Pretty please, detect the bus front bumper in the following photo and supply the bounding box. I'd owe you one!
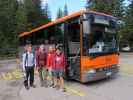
[81,65,119,83]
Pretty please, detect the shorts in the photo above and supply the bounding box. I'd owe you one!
[54,69,64,77]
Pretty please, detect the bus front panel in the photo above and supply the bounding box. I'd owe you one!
[80,12,119,83]
[80,54,119,83]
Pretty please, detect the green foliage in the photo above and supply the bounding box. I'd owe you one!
[24,0,51,29]
[0,0,51,57]
[112,0,124,18]
[87,0,124,18]
[56,8,63,19]
[15,2,27,33]
[63,4,68,16]
[42,2,51,23]
[86,0,133,46]
[120,1,133,46]
[0,0,18,55]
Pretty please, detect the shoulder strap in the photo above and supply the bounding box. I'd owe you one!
[32,51,35,61]
[25,53,28,67]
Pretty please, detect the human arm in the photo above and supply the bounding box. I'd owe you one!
[22,53,26,72]
[63,54,66,72]
[46,54,50,69]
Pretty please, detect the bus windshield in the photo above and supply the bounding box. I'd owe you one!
[83,14,118,56]
[89,25,117,54]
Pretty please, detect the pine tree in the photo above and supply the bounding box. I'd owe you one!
[33,0,51,25]
[0,0,52,56]
[86,0,93,9]
[63,4,68,16]
[121,1,133,46]
[87,0,124,17]
[89,0,110,13]
[24,0,36,29]
[42,2,51,23]
[112,0,124,18]
[0,0,18,54]
[24,0,51,29]
[86,0,127,48]
[56,8,63,19]
[15,2,27,34]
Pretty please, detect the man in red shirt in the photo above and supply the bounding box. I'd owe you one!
[36,45,47,87]
[53,47,66,91]
[46,46,55,87]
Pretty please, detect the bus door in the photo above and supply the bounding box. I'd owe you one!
[66,19,81,80]
[68,42,80,80]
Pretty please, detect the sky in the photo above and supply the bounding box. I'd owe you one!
[41,0,86,20]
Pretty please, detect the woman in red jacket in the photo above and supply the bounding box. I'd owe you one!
[54,47,66,91]
[46,46,55,87]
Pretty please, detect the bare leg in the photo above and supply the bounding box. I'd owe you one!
[59,76,64,89]
[53,77,57,87]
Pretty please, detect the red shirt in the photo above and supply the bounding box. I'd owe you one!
[36,50,47,67]
[53,53,66,70]
[46,52,55,69]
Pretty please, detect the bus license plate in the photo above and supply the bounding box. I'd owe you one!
[106,72,112,76]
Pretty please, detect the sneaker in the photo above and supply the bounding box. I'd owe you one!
[43,83,48,88]
[43,81,48,88]
[30,84,36,88]
[63,88,66,92]
[41,83,44,87]
[52,85,57,88]
[56,85,60,90]
[60,88,66,92]
[40,81,45,87]
[49,83,54,87]
[44,84,48,88]
[25,86,30,90]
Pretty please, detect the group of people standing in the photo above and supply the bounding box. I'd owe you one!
[22,44,66,92]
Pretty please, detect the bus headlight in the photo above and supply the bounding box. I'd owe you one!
[88,69,96,74]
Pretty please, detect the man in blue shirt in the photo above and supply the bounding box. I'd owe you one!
[22,44,36,90]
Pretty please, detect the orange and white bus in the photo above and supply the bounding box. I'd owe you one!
[19,10,119,83]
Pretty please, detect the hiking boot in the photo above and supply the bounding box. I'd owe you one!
[40,81,44,87]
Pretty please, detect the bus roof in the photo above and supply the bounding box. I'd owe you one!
[19,10,115,38]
